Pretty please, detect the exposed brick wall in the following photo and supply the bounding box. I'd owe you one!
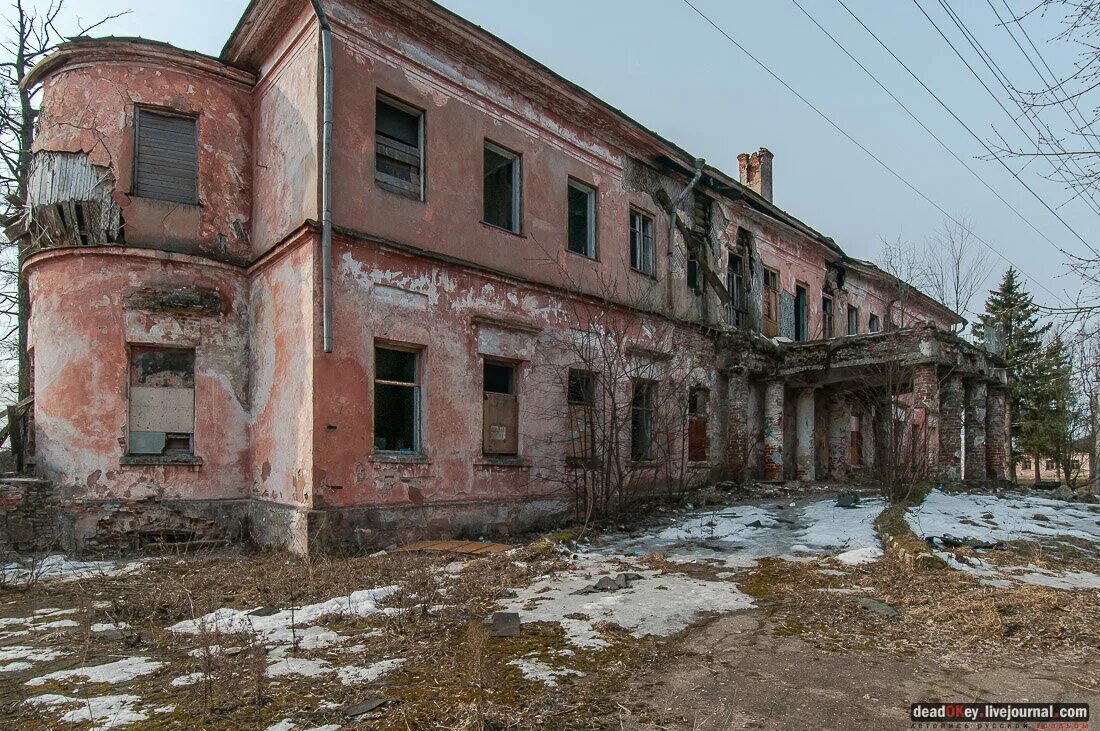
[762,380,784,481]
[986,386,1008,481]
[964,380,988,481]
[0,478,59,552]
[938,375,963,480]
[725,370,751,479]
[911,363,940,475]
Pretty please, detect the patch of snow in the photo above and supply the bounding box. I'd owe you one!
[169,672,204,687]
[335,657,405,685]
[1,555,144,586]
[835,547,884,565]
[264,719,297,731]
[26,656,164,686]
[266,655,332,678]
[91,622,130,633]
[507,656,583,687]
[169,586,400,648]
[503,555,754,648]
[0,661,32,672]
[25,693,154,729]
[0,646,63,663]
[33,619,80,630]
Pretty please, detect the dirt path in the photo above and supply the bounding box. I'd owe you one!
[618,611,1100,730]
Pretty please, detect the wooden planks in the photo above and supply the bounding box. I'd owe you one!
[393,540,512,555]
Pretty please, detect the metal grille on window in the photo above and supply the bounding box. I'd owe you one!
[375,96,423,199]
[133,109,198,204]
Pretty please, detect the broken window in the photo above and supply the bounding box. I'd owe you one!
[128,346,195,456]
[483,360,518,456]
[567,179,596,258]
[567,369,596,460]
[850,413,863,466]
[630,379,656,462]
[822,295,834,339]
[726,254,747,328]
[629,209,654,275]
[375,94,424,200]
[687,387,709,462]
[133,108,198,204]
[686,257,701,294]
[868,314,880,333]
[483,141,521,233]
[762,268,779,337]
[794,285,808,341]
[374,345,420,452]
[847,305,859,335]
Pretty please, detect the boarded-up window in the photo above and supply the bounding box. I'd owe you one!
[129,346,195,455]
[483,360,517,456]
[687,387,708,463]
[374,346,420,452]
[762,268,779,337]
[631,379,656,462]
[567,369,596,460]
[375,95,423,199]
[133,108,198,204]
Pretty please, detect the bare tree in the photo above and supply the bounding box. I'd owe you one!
[0,1,124,401]
[916,217,992,330]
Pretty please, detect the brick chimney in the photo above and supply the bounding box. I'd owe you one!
[738,148,773,202]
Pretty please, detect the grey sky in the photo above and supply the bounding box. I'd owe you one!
[29,0,1098,316]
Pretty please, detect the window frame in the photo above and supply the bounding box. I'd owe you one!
[373,343,423,454]
[822,294,834,339]
[868,314,881,333]
[131,106,200,205]
[687,386,709,463]
[124,343,199,463]
[482,140,522,234]
[566,177,597,259]
[630,378,657,462]
[374,92,425,201]
[482,358,519,456]
[567,368,597,461]
[762,267,780,336]
[629,208,655,276]
[847,304,859,335]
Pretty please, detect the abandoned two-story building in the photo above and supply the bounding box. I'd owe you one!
[12,0,1008,552]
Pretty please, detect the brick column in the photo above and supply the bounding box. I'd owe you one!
[986,386,1008,481]
[938,375,963,480]
[795,387,816,481]
[912,363,940,476]
[964,380,988,482]
[762,380,785,481]
[827,390,851,479]
[726,369,750,479]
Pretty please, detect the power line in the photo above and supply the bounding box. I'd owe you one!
[837,0,1100,257]
[678,0,1076,310]
[934,0,1100,216]
[790,0,1083,274]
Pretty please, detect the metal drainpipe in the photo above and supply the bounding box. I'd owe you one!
[667,158,706,309]
[312,0,335,353]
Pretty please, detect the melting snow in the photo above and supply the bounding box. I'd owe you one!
[913,491,1100,589]
[26,657,164,686]
[24,693,157,729]
[508,656,584,687]
[1,555,143,586]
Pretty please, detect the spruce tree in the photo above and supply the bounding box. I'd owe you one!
[973,268,1050,482]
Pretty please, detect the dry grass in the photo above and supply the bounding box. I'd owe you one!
[740,554,1100,663]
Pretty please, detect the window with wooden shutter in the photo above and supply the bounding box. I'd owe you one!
[375,94,424,200]
[687,387,709,462]
[483,360,518,456]
[762,268,779,337]
[128,346,195,456]
[133,108,199,204]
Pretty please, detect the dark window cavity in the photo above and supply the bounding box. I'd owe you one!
[374,346,420,452]
[484,142,520,233]
[794,285,808,341]
[847,305,859,335]
[687,387,709,462]
[629,209,654,275]
[630,379,656,461]
[375,94,424,199]
[567,369,596,460]
[567,179,596,257]
[133,108,198,204]
[868,314,880,333]
[822,296,834,338]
